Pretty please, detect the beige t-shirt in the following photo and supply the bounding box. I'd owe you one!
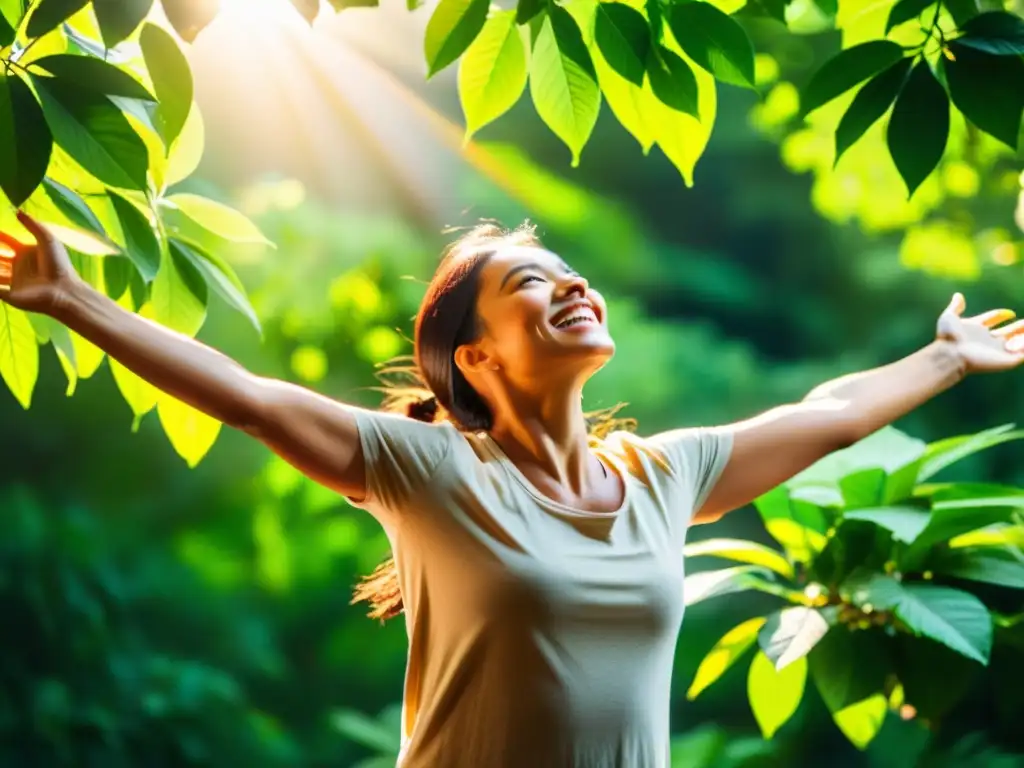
[350,409,733,768]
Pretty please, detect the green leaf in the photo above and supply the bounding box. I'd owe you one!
[0,74,53,207]
[327,0,380,10]
[157,391,221,467]
[834,58,911,163]
[140,22,193,146]
[893,633,980,721]
[25,0,87,37]
[843,506,931,543]
[943,42,1024,150]
[759,607,833,670]
[516,0,545,24]
[843,572,992,664]
[800,41,905,117]
[885,0,934,33]
[108,191,161,282]
[887,58,948,198]
[0,303,39,409]
[0,4,16,47]
[684,565,775,606]
[30,313,77,395]
[164,105,205,189]
[747,650,806,739]
[103,255,134,299]
[667,1,756,88]
[160,0,219,43]
[458,10,528,140]
[949,524,1024,549]
[424,0,490,77]
[808,628,890,749]
[684,537,793,578]
[151,239,207,337]
[688,616,766,699]
[594,2,650,86]
[530,5,600,166]
[42,177,109,239]
[942,0,978,26]
[0,0,23,31]
[932,547,1024,588]
[170,238,261,335]
[32,76,148,190]
[93,0,154,46]
[646,45,698,116]
[919,424,1024,482]
[165,194,270,245]
[957,11,1024,55]
[907,497,1020,561]
[33,54,155,101]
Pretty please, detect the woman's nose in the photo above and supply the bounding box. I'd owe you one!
[558,273,589,298]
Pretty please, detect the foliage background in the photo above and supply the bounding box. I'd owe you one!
[2,0,1024,765]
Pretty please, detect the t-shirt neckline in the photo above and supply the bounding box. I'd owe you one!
[480,433,630,519]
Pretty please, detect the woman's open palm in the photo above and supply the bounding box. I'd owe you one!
[937,292,1024,374]
[0,212,77,314]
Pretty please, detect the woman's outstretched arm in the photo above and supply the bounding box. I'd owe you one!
[0,212,367,500]
[693,293,1024,524]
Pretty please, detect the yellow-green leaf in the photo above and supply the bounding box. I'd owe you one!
[425,0,490,77]
[747,650,806,739]
[166,193,270,245]
[0,303,39,408]
[832,694,887,749]
[684,537,794,578]
[459,10,528,140]
[70,330,105,378]
[649,34,716,186]
[530,5,601,167]
[165,106,205,188]
[157,391,221,467]
[688,616,766,699]
[151,244,207,337]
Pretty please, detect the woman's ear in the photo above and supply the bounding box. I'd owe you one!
[453,342,496,376]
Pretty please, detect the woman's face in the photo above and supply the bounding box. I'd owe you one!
[462,245,615,384]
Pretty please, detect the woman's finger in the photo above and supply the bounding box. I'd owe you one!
[973,309,1016,328]
[16,210,54,246]
[995,319,1024,337]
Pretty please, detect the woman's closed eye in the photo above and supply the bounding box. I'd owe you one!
[518,274,544,288]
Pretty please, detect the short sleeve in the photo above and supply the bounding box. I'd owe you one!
[646,426,734,517]
[348,407,458,515]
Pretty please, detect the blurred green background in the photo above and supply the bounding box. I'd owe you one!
[3,2,1024,766]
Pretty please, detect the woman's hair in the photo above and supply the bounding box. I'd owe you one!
[351,221,633,621]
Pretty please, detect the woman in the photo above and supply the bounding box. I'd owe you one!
[1,211,1023,767]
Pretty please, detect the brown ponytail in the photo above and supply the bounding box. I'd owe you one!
[350,223,635,622]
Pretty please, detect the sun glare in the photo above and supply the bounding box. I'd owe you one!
[219,0,300,24]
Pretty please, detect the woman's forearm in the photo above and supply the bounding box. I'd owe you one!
[51,278,263,430]
[804,340,966,439]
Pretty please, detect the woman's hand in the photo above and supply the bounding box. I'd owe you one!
[0,211,82,315]
[936,292,1024,375]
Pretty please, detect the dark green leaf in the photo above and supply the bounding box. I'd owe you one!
[752,0,789,23]
[424,0,490,77]
[886,58,948,198]
[0,0,25,31]
[33,54,155,101]
[932,547,1024,588]
[516,0,544,24]
[944,42,1024,149]
[943,0,978,26]
[801,41,905,116]
[843,506,931,543]
[668,1,756,88]
[886,0,934,33]
[160,0,220,43]
[169,238,261,334]
[594,2,650,86]
[759,606,834,670]
[25,0,87,37]
[647,45,698,116]
[843,571,992,663]
[919,424,1024,482]
[290,0,319,22]
[32,75,149,190]
[327,0,378,9]
[0,5,15,47]
[809,628,890,713]
[812,0,837,15]
[0,74,52,207]
[42,178,109,238]
[140,22,193,146]
[834,58,912,163]
[108,191,161,282]
[957,11,1024,55]
[645,0,663,40]
[893,634,980,720]
[839,467,886,508]
[103,255,134,299]
[93,0,154,46]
